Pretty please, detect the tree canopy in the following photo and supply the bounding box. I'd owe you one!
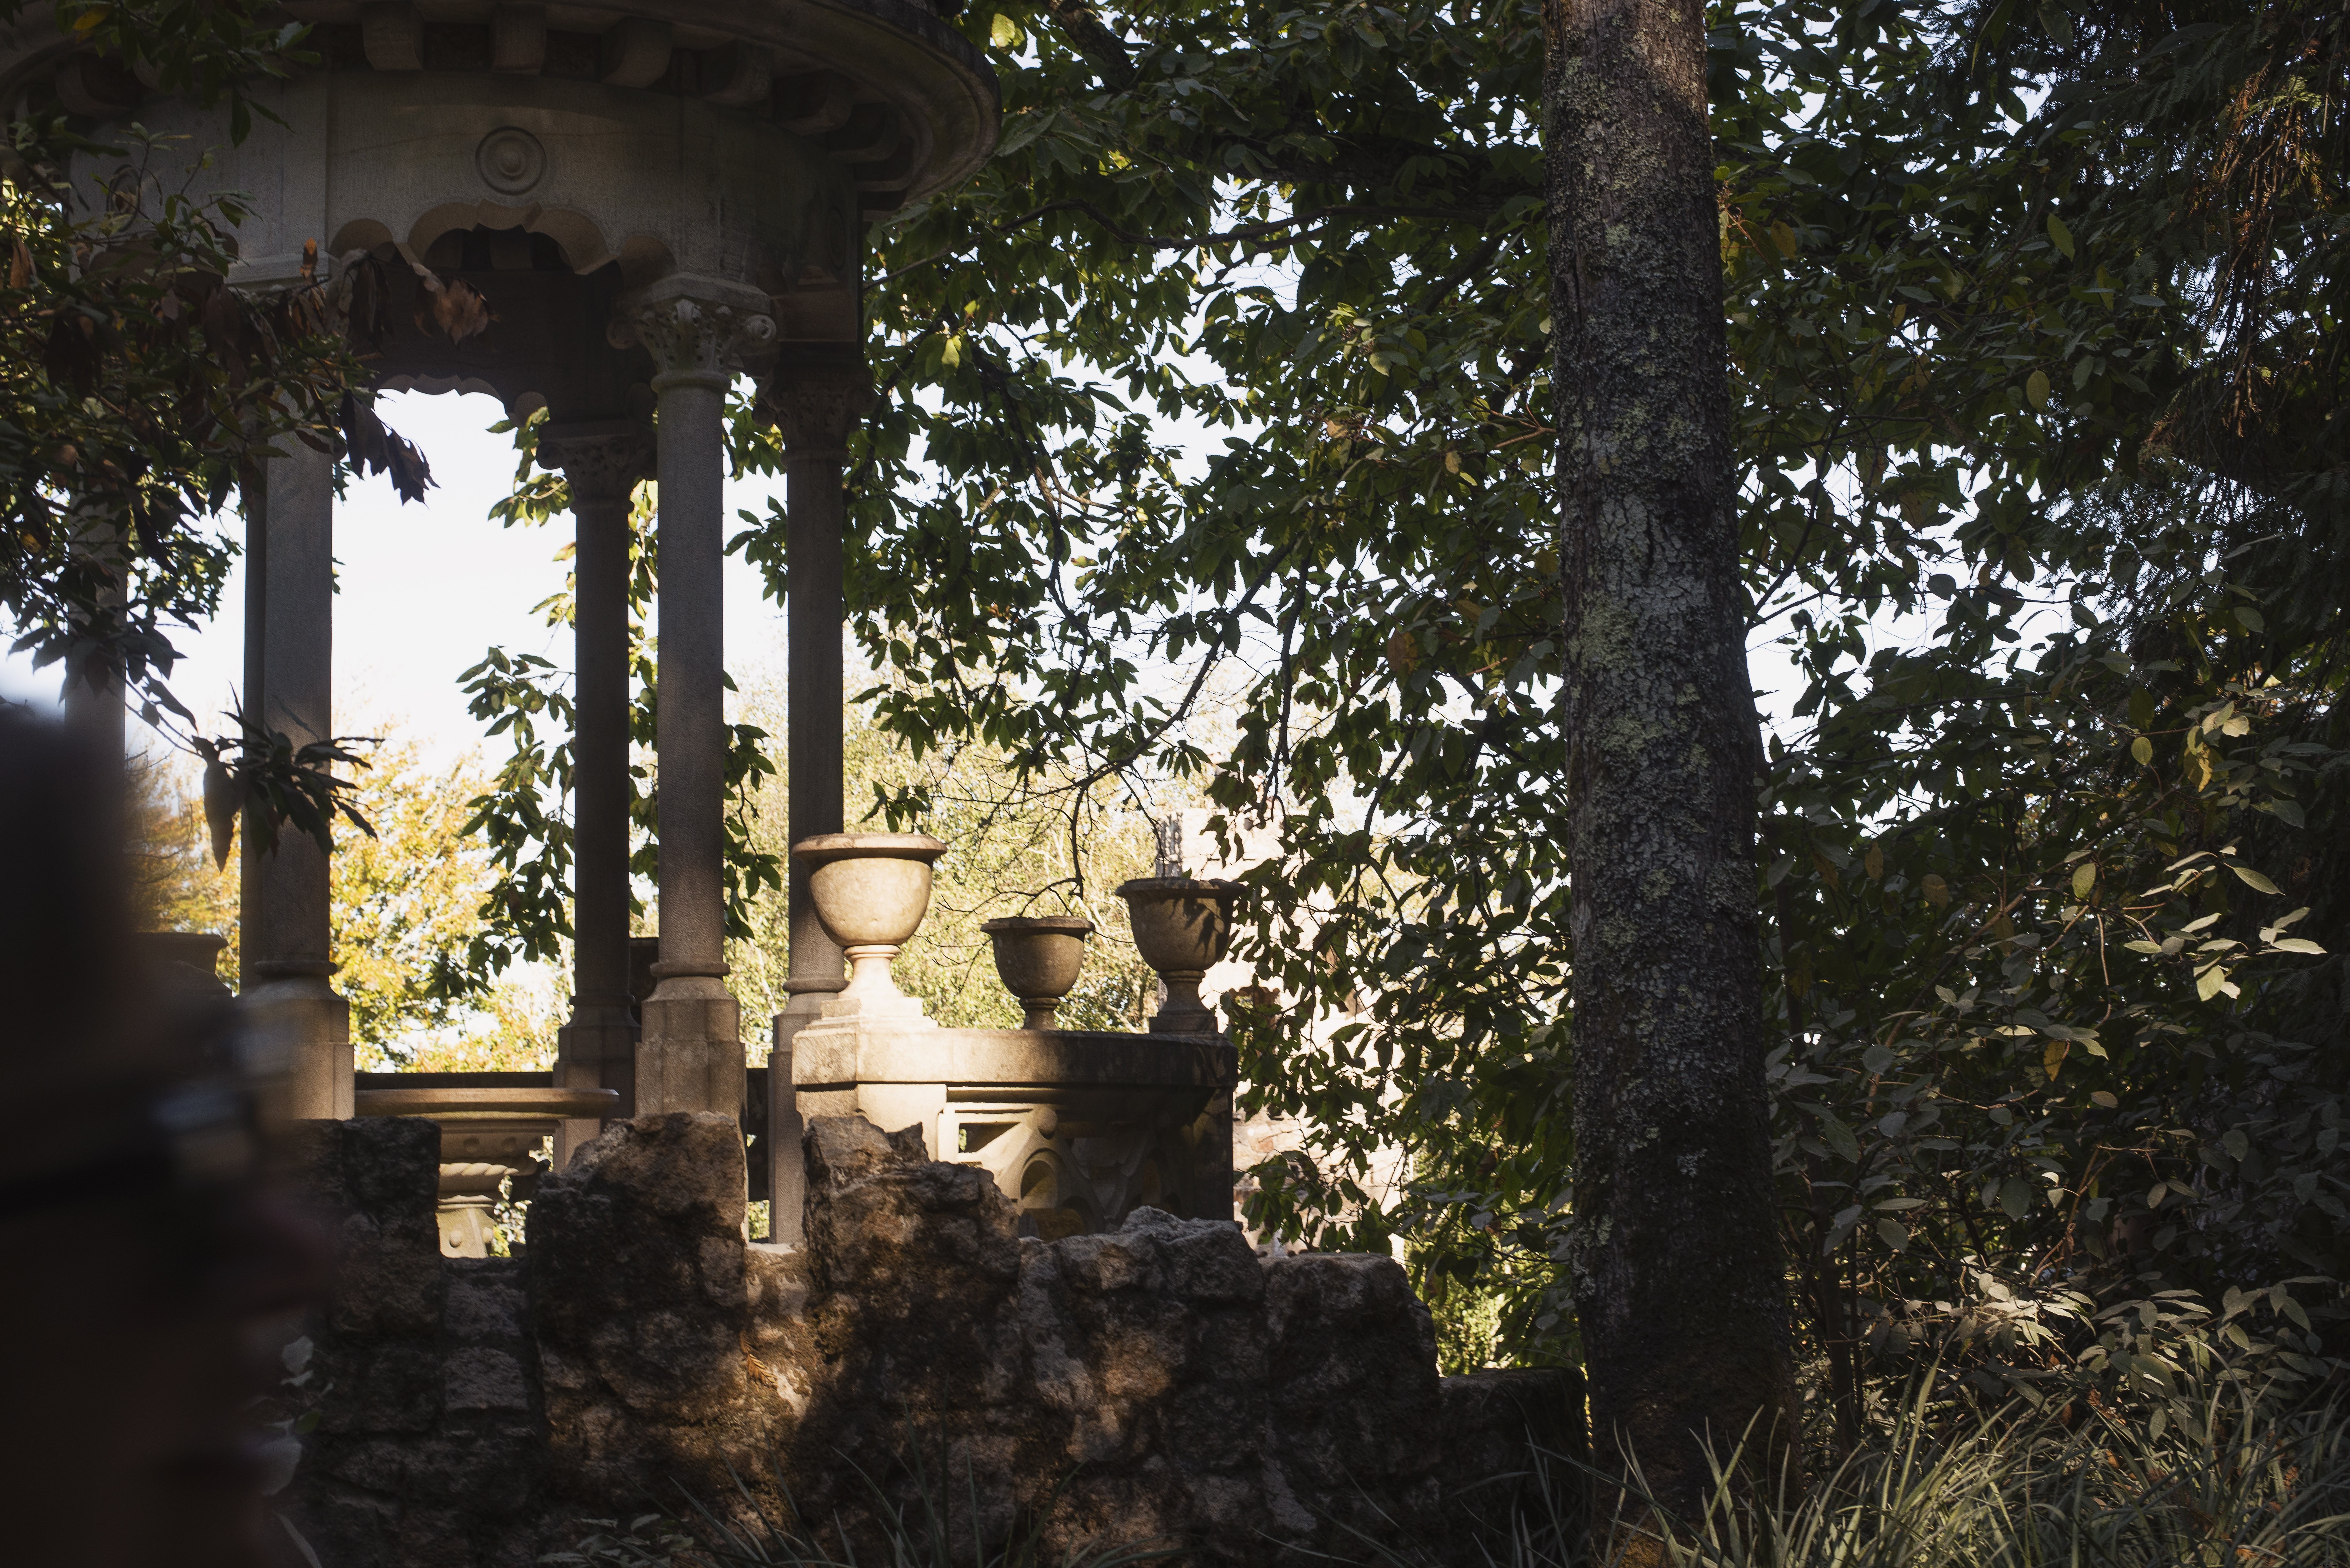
[721,0,2350,1441]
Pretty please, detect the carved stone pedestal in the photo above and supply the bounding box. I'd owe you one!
[636,977,745,1119]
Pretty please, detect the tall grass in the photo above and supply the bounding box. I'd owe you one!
[1523,1375,2350,1568]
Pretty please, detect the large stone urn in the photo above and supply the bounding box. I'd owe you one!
[793,832,949,1023]
[1116,878,1241,1034]
[980,914,1092,1029]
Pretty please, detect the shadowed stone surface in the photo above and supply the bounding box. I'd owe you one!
[272,1119,546,1568]
[275,1113,1582,1568]
[530,1110,772,1500]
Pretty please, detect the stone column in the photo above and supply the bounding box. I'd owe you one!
[612,276,773,1118]
[542,422,652,1167]
[240,437,352,1119]
[761,352,870,1243]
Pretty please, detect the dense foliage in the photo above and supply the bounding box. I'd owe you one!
[0,0,427,844]
[715,0,2350,1441]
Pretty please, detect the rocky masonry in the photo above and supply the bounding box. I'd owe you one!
[276,1116,1581,1568]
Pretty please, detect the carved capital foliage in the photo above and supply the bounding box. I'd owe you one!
[763,357,876,464]
[538,421,653,505]
[609,275,776,390]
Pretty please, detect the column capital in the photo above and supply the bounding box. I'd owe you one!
[609,274,776,392]
[538,419,654,505]
[760,349,875,466]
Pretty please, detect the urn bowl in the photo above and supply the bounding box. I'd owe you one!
[1115,877,1240,975]
[980,915,1094,1029]
[794,833,950,950]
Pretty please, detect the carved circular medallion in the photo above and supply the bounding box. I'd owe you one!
[475,127,546,195]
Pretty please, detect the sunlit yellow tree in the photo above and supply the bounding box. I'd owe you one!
[133,726,560,1068]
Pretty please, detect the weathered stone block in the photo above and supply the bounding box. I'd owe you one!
[445,1347,531,1412]
[291,1118,443,1341]
[531,1113,777,1504]
[283,1116,441,1220]
[1258,1252,1447,1556]
[444,1264,528,1341]
[322,1341,443,1435]
[323,1437,411,1493]
[395,1428,544,1512]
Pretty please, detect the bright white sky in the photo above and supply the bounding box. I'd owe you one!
[0,388,797,763]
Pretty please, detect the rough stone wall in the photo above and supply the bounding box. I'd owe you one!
[273,1120,549,1568]
[529,1112,780,1504]
[276,1115,1582,1568]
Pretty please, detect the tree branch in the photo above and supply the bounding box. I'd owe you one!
[1039,0,1138,92]
[874,198,1512,285]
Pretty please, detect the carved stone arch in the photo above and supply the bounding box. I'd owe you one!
[613,233,677,288]
[327,218,398,261]
[404,200,624,278]
[373,373,548,422]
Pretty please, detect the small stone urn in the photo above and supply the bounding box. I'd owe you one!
[980,915,1093,1029]
[1115,877,1241,1034]
[794,832,949,1020]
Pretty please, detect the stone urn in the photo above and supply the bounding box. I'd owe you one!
[1116,877,1241,1034]
[794,832,949,1020]
[980,914,1093,1029]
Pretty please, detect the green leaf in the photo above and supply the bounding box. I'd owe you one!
[990,11,1021,48]
[1876,1217,1910,1250]
[2230,864,2282,895]
[2130,735,2154,765]
[2071,862,2096,898]
[1806,1104,1862,1162]
[2026,369,2051,408]
[2047,212,2075,258]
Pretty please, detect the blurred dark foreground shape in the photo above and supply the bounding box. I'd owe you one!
[0,707,327,1568]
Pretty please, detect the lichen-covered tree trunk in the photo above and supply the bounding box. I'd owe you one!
[1543,0,1799,1513]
